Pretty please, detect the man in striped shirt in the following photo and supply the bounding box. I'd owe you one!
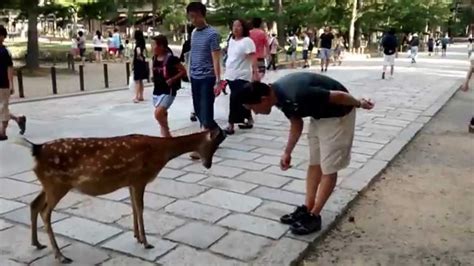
[186,2,226,158]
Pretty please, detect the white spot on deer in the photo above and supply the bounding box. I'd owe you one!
[69,157,73,163]
[54,156,60,164]
[102,154,110,160]
[113,164,125,169]
[77,175,92,185]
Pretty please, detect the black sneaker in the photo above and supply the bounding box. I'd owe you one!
[382,72,385,79]
[290,213,322,235]
[280,205,308,225]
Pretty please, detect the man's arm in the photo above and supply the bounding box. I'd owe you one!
[285,117,304,155]
[211,50,221,81]
[329,91,374,109]
[8,66,14,93]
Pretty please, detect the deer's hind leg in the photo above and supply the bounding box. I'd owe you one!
[40,184,71,263]
[129,186,139,241]
[30,190,47,249]
[130,183,153,249]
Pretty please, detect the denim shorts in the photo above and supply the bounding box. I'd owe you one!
[153,94,175,109]
[320,48,331,60]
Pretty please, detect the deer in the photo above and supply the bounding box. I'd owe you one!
[14,128,225,264]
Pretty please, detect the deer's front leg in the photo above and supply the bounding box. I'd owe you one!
[30,190,47,249]
[131,183,153,249]
[129,187,139,241]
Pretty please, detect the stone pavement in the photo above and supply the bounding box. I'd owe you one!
[0,44,470,265]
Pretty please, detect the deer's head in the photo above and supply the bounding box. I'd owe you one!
[198,129,225,169]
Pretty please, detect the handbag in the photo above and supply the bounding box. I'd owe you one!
[128,75,135,91]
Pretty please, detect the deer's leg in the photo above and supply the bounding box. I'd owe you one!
[129,186,139,241]
[30,190,47,249]
[131,183,153,249]
[40,186,71,264]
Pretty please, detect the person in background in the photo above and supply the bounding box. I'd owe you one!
[107,31,116,60]
[427,35,434,56]
[302,32,310,68]
[435,36,441,55]
[441,34,449,57]
[0,25,26,141]
[151,35,186,137]
[179,24,198,122]
[132,30,148,103]
[409,33,419,63]
[113,28,123,61]
[186,1,226,159]
[286,32,298,69]
[123,39,131,62]
[319,26,334,72]
[333,33,345,66]
[223,18,257,135]
[381,28,398,79]
[460,49,473,132]
[77,31,86,64]
[249,17,268,80]
[92,30,103,63]
[467,37,473,59]
[267,33,280,71]
[237,72,374,235]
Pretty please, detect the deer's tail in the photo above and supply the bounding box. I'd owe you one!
[13,137,42,158]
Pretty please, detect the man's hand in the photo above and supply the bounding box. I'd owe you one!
[280,152,292,171]
[359,98,375,110]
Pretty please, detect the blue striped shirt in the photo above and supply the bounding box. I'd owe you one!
[190,26,221,79]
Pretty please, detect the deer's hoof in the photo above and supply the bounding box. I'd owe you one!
[60,256,73,264]
[33,243,47,250]
[144,243,154,249]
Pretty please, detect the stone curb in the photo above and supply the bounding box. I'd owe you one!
[290,82,461,266]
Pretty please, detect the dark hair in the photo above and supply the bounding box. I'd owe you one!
[125,39,129,44]
[0,25,7,37]
[232,19,250,38]
[251,17,262,29]
[388,28,396,35]
[78,31,83,37]
[134,30,146,51]
[108,31,112,37]
[114,28,118,33]
[186,2,206,16]
[187,24,195,40]
[96,30,101,38]
[153,35,168,48]
[239,81,272,104]
[272,33,276,37]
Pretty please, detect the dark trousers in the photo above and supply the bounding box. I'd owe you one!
[267,54,278,70]
[191,77,218,129]
[228,79,252,124]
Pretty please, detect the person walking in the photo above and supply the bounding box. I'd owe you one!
[302,32,310,68]
[77,31,86,64]
[179,24,198,122]
[151,35,187,137]
[381,28,398,79]
[410,33,419,63]
[267,33,279,71]
[249,17,268,80]
[319,26,334,72]
[435,36,441,55]
[92,30,103,63]
[113,28,123,61]
[238,72,374,235]
[286,32,298,69]
[132,30,148,103]
[333,33,345,66]
[427,35,434,56]
[186,1,226,158]
[467,37,473,59]
[0,25,26,141]
[441,34,449,57]
[223,19,257,135]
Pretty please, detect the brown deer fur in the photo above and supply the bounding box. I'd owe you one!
[16,130,222,263]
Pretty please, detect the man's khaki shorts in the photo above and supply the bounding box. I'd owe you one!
[308,109,356,175]
[0,89,10,122]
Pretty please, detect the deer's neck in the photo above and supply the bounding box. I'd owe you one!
[158,132,207,162]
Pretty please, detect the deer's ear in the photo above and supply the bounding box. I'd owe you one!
[209,128,220,140]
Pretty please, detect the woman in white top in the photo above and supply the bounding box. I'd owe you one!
[223,19,257,135]
[92,31,103,62]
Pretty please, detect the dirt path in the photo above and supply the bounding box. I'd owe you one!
[302,89,474,266]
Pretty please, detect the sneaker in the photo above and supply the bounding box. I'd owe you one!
[290,213,322,235]
[17,116,26,135]
[190,112,197,122]
[0,135,7,141]
[280,205,308,225]
[382,72,385,79]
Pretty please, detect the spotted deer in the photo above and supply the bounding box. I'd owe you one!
[14,129,225,263]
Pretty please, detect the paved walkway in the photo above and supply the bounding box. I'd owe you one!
[0,45,470,265]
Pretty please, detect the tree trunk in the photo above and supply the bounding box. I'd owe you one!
[26,6,39,69]
[349,0,358,50]
[274,0,285,45]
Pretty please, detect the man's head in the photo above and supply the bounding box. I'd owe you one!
[114,28,118,33]
[78,31,83,37]
[240,81,275,115]
[251,17,262,29]
[324,26,331,33]
[0,25,7,44]
[388,28,395,35]
[186,2,207,27]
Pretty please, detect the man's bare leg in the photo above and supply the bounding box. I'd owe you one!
[390,65,394,76]
[305,165,323,210]
[310,172,338,215]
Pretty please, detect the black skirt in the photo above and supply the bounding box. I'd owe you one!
[133,60,149,81]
